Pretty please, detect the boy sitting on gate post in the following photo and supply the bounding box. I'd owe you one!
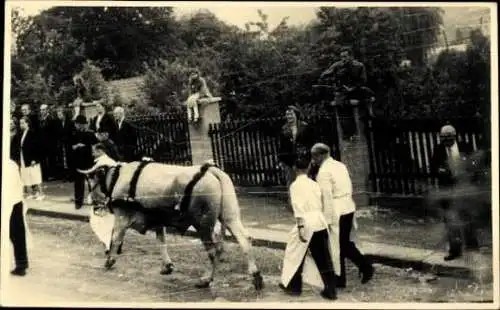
[185,69,214,123]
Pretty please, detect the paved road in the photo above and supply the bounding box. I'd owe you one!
[1,215,493,306]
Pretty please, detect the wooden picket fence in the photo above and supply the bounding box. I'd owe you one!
[364,116,486,196]
[208,116,340,187]
[128,112,192,165]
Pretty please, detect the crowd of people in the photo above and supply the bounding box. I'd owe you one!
[10,100,138,209]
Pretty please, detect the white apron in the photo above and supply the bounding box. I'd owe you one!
[281,210,341,289]
[89,207,115,251]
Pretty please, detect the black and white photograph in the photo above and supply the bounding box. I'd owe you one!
[1,1,498,307]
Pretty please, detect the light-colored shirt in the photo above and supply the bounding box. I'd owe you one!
[7,159,24,206]
[446,142,460,159]
[289,174,327,233]
[316,157,356,223]
[96,114,103,131]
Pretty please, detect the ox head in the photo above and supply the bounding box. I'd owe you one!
[77,150,119,207]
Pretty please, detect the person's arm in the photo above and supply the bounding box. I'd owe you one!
[320,61,338,80]
[289,182,307,242]
[316,169,336,221]
[356,62,367,87]
[199,77,213,98]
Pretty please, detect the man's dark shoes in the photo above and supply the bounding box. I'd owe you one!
[360,264,374,284]
[444,252,462,261]
[75,204,83,210]
[279,283,301,296]
[10,267,27,276]
[320,290,337,300]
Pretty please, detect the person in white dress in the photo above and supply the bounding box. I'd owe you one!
[12,116,45,200]
[279,155,339,300]
[311,143,374,288]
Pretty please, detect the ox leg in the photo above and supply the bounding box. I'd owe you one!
[105,212,130,270]
[156,227,174,275]
[193,221,220,289]
[225,220,264,291]
[215,220,226,262]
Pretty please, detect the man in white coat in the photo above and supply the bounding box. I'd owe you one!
[5,158,30,276]
[280,155,339,300]
[311,143,374,288]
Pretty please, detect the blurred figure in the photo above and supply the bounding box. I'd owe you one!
[185,69,213,123]
[70,115,98,209]
[11,116,45,200]
[311,143,373,288]
[113,106,137,162]
[430,124,477,261]
[6,120,30,275]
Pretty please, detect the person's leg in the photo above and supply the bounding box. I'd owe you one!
[309,229,337,299]
[339,213,373,285]
[443,205,463,260]
[74,171,85,209]
[284,255,306,294]
[10,202,28,274]
[187,106,193,122]
[193,103,200,121]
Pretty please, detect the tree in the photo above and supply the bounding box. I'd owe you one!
[43,6,181,79]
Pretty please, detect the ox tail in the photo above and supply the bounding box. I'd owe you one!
[206,167,242,224]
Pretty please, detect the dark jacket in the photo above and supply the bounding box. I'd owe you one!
[278,120,314,167]
[101,139,123,162]
[70,129,99,170]
[11,129,41,167]
[53,116,75,144]
[322,59,367,89]
[114,119,138,162]
[430,141,474,187]
[89,113,118,138]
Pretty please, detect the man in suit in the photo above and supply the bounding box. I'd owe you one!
[54,106,75,181]
[89,102,117,139]
[20,103,39,133]
[70,115,98,209]
[95,128,123,162]
[113,106,137,162]
[311,143,374,288]
[38,104,56,181]
[430,124,477,261]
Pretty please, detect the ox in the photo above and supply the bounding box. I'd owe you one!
[78,159,264,291]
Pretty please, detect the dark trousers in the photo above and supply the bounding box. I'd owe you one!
[440,199,479,255]
[287,229,336,296]
[74,171,86,207]
[10,202,29,270]
[338,212,370,286]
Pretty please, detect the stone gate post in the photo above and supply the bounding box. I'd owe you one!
[188,99,221,165]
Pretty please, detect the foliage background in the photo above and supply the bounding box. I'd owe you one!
[11,6,491,121]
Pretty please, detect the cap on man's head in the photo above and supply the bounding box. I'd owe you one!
[440,125,456,137]
[75,115,87,124]
[311,143,330,155]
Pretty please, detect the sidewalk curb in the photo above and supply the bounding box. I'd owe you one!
[28,208,473,279]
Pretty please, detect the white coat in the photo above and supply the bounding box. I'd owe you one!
[281,174,341,290]
[2,160,33,272]
[316,157,360,246]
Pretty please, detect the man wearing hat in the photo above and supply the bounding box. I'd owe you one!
[70,115,98,209]
[311,143,374,288]
[430,124,476,261]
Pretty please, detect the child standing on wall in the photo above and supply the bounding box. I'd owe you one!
[185,69,213,123]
